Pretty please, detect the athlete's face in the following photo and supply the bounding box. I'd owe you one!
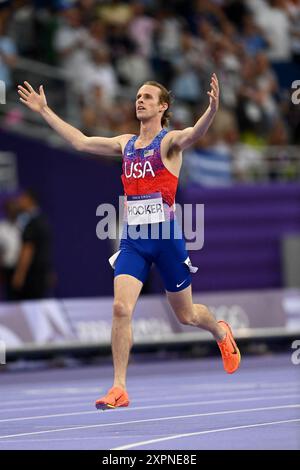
[135,85,168,122]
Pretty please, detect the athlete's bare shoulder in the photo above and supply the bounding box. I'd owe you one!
[119,134,136,154]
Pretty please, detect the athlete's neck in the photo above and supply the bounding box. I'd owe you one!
[138,121,162,144]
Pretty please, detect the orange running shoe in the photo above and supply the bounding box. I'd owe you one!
[217,320,241,374]
[95,386,130,410]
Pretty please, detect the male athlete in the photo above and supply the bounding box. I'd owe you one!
[18,73,241,410]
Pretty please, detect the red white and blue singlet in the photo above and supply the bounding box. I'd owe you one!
[109,128,197,292]
[122,128,178,209]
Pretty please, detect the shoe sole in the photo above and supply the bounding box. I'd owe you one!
[95,401,129,410]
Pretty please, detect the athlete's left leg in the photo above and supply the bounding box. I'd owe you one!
[166,285,241,373]
[166,285,225,341]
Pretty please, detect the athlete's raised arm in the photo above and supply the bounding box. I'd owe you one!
[168,73,219,151]
[17,81,129,156]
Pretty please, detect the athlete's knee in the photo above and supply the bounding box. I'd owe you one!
[179,316,192,326]
[177,309,196,326]
[113,300,133,320]
[179,306,200,326]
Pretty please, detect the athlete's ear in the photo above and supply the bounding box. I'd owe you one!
[160,102,168,113]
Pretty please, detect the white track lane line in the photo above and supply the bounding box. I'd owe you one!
[2,380,299,400]
[112,418,300,450]
[0,383,299,409]
[0,393,299,424]
[0,404,299,441]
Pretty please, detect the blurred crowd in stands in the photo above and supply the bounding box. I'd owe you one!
[0,190,52,301]
[0,0,300,183]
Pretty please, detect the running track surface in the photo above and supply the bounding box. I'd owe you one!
[0,354,299,450]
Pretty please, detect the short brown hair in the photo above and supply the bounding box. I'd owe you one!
[142,81,172,127]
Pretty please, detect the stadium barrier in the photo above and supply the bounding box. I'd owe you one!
[1,288,300,359]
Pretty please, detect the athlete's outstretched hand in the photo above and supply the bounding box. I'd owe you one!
[207,73,219,113]
[17,81,47,113]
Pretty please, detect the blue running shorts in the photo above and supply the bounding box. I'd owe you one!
[109,219,197,292]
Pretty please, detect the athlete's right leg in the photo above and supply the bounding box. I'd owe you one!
[95,274,143,410]
[95,238,152,410]
[112,274,143,390]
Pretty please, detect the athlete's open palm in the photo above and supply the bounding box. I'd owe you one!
[207,73,219,113]
[17,82,47,113]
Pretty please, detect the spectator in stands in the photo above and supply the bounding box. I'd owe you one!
[169,26,213,107]
[178,29,210,75]
[255,51,279,126]
[210,39,242,109]
[116,41,153,91]
[97,0,133,27]
[151,7,184,85]
[9,0,35,58]
[236,57,269,137]
[171,102,194,130]
[6,0,299,182]
[213,108,265,181]
[82,46,118,103]
[110,97,139,135]
[194,0,228,31]
[196,17,219,45]
[86,18,108,52]
[0,197,21,300]
[128,2,157,58]
[77,0,98,27]
[81,83,114,134]
[240,13,269,56]
[34,3,60,64]
[287,0,300,63]
[54,6,90,80]
[0,12,17,90]
[12,189,52,300]
[224,0,250,31]
[170,58,202,105]
[233,140,265,182]
[106,23,134,63]
[249,0,291,62]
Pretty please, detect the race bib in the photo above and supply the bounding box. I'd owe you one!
[126,192,165,225]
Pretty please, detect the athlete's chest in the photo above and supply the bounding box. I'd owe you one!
[122,131,181,179]
[123,146,163,179]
